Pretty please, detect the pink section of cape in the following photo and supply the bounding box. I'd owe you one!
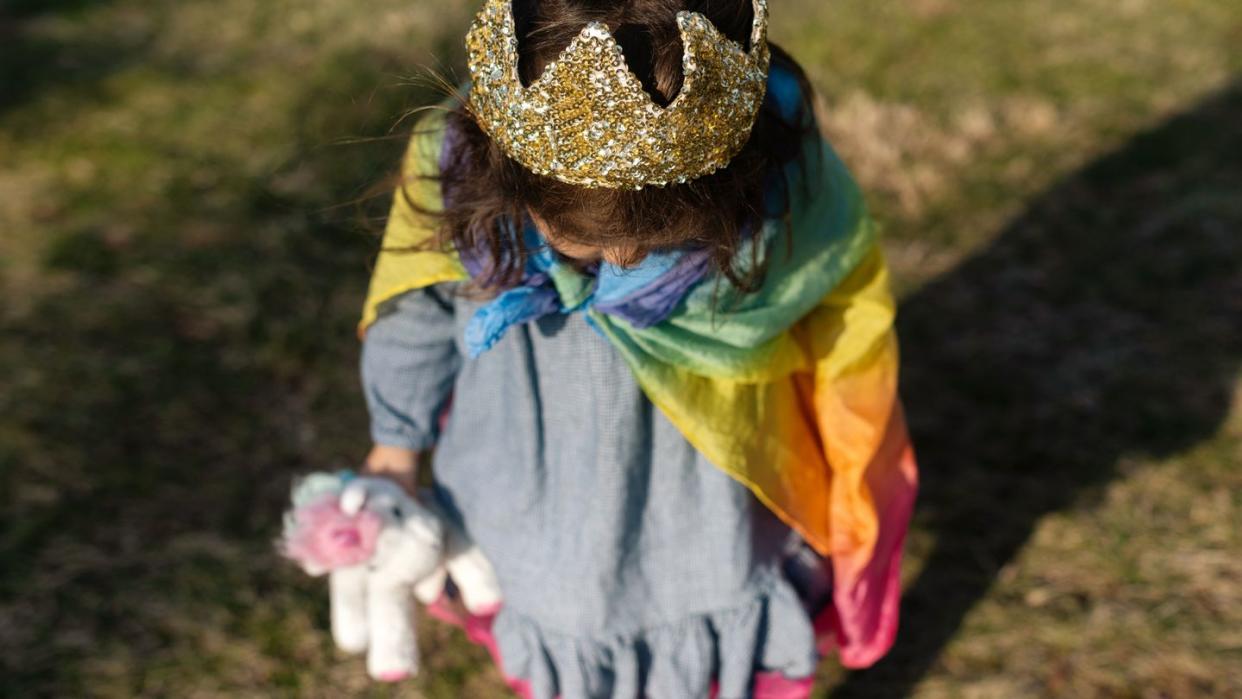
[818,405,919,668]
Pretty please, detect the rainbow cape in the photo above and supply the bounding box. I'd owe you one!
[360,105,918,668]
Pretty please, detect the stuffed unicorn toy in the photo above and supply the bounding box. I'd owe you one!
[280,471,502,682]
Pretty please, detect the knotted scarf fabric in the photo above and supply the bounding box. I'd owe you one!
[457,220,712,358]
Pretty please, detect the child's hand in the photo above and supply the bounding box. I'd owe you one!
[362,444,421,496]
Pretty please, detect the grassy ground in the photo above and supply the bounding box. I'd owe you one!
[1,1,1238,697]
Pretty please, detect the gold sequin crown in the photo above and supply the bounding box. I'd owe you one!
[466,0,770,189]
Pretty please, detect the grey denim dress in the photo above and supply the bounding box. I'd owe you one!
[361,283,827,699]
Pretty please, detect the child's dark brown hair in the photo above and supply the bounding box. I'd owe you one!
[406,0,816,293]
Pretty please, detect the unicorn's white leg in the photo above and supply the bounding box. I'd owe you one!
[329,565,370,654]
[412,564,448,605]
[364,574,419,682]
[443,528,502,613]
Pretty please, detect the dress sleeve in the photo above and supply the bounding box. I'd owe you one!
[360,284,462,450]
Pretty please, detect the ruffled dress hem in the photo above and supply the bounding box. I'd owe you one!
[425,580,821,699]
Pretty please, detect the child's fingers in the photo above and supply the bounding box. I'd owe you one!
[361,444,421,495]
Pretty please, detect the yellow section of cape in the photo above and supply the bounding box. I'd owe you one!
[359,109,465,336]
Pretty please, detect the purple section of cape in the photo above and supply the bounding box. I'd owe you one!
[591,249,711,329]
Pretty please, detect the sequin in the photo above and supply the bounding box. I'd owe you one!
[465,0,770,190]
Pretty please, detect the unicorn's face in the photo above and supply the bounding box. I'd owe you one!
[282,473,445,580]
[340,478,444,574]
[341,477,416,524]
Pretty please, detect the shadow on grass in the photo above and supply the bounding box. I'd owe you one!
[3,0,114,18]
[0,0,138,114]
[834,82,1242,697]
[0,38,471,694]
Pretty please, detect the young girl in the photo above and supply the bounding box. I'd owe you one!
[357,0,918,696]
